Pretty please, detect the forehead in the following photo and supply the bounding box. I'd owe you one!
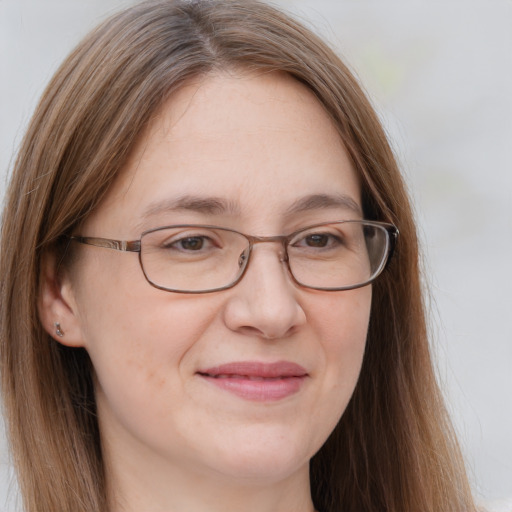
[84,71,361,236]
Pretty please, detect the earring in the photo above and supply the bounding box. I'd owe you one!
[54,322,65,337]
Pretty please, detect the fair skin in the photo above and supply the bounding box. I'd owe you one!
[40,71,372,512]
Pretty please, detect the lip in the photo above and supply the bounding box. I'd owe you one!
[197,361,308,402]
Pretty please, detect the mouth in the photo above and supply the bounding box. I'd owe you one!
[197,361,308,402]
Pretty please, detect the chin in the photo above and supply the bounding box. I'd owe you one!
[201,424,319,485]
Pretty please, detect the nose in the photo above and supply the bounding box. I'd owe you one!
[222,244,306,339]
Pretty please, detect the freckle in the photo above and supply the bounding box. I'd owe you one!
[142,367,166,389]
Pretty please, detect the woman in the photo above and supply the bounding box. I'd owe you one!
[0,1,478,511]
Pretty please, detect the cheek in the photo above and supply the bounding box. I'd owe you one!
[84,294,217,375]
[73,255,220,411]
[311,286,371,352]
[308,287,371,403]
[80,292,225,450]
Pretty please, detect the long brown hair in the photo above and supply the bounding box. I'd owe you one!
[1,1,476,511]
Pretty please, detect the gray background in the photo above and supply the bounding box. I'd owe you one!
[1,1,511,510]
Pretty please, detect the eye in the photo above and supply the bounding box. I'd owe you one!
[175,236,209,251]
[166,235,217,252]
[160,231,220,253]
[293,232,343,250]
[303,233,331,248]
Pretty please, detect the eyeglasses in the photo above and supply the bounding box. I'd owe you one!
[70,220,398,293]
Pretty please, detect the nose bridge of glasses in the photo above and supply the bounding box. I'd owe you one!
[247,235,289,262]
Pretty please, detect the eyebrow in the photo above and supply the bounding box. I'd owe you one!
[285,193,363,217]
[141,195,241,219]
[139,192,362,225]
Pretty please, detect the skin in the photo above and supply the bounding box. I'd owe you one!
[40,71,372,512]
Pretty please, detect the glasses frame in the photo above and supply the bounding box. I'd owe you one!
[70,220,398,294]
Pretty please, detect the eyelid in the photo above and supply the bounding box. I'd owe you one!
[156,227,221,246]
[290,231,343,249]
[289,223,344,239]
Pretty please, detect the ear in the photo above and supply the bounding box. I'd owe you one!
[38,251,86,347]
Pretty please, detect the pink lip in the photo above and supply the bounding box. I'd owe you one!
[197,361,308,402]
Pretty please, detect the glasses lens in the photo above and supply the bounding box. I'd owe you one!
[287,221,390,290]
[140,226,249,292]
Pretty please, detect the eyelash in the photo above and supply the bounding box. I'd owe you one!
[292,232,345,249]
[163,234,218,252]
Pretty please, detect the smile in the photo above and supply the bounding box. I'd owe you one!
[197,361,308,402]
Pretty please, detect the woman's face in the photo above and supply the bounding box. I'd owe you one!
[54,72,371,491]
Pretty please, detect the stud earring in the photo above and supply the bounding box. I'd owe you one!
[54,322,65,337]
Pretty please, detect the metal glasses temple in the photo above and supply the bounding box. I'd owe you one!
[70,236,141,252]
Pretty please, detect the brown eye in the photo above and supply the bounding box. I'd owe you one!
[178,237,205,251]
[304,234,330,247]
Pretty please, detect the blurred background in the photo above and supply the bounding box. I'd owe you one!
[1,0,511,510]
